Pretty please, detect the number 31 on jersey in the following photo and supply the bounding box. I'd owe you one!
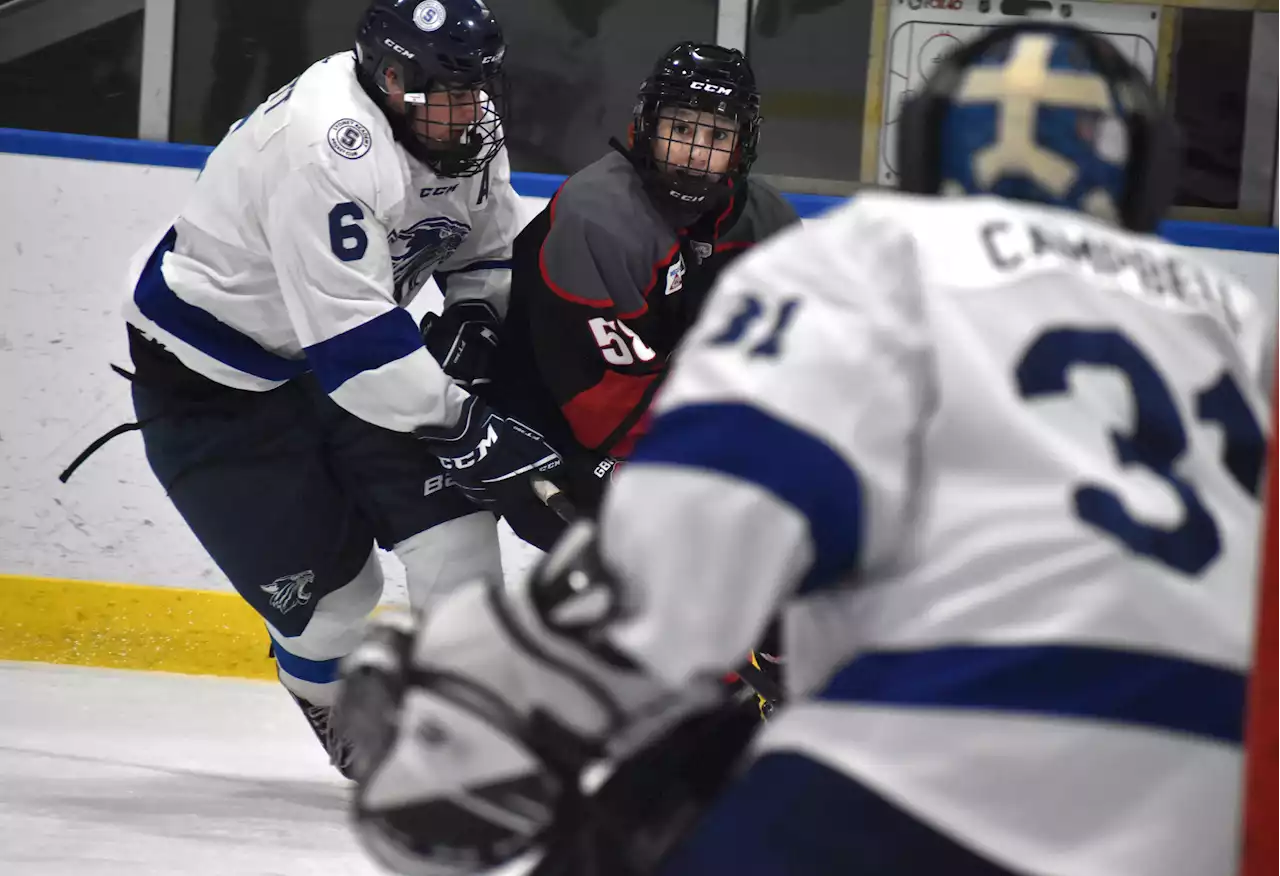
[1018,327,1265,577]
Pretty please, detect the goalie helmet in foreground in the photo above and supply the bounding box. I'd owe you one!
[896,21,1179,231]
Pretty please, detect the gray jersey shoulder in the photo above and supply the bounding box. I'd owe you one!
[540,151,679,307]
[721,177,801,246]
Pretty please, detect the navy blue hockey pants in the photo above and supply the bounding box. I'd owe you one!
[130,363,482,700]
[658,751,1025,876]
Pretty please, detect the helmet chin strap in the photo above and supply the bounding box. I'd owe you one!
[655,165,735,214]
[609,136,734,220]
[429,131,485,176]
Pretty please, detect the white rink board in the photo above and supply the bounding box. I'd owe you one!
[878,0,1162,186]
[0,150,1272,595]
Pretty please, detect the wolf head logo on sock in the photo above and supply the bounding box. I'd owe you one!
[261,570,315,615]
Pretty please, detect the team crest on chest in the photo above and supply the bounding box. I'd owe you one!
[665,254,686,295]
[388,216,471,300]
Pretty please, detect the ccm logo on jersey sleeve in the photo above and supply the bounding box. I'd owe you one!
[328,119,373,160]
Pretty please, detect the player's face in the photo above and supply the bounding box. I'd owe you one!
[417,85,483,144]
[653,106,740,180]
[384,71,481,145]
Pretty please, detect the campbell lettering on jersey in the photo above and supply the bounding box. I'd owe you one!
[980,219,1247,336]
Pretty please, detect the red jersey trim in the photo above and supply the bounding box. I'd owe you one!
[561,369,659,451]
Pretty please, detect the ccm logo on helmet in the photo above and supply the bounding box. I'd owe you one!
[690,81,733,95]
[383,38,416,59]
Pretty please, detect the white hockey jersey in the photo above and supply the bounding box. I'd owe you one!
[123,52,522,433]
[600,192,1272,876]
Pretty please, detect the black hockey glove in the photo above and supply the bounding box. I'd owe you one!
[415,395,565,512]
[419,299,500,390]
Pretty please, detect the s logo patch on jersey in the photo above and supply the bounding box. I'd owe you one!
[413,0,447,31]
[328,119,372,160]
[388,216,471,301]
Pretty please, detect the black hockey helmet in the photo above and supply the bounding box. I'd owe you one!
[896,21,1179,232]
[355,0,507,177]
[630,42,762,210]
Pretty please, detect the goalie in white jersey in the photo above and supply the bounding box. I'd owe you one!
[85,0,569,776]
[334,22,1273,875]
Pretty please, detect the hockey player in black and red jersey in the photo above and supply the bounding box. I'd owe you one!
[422,41,800,552]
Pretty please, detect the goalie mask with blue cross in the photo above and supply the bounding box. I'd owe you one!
[897,22,1179,232]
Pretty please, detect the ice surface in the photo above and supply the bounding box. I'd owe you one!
[0,661,539,876]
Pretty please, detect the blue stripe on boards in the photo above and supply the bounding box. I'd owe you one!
[2,128,1274,252]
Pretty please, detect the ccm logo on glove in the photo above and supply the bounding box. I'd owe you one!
[438,420,500,470]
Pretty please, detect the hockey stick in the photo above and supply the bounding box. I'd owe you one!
[530,477,784,711]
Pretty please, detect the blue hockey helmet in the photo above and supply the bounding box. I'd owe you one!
[355,0,507,177]
[896,22,1179,232]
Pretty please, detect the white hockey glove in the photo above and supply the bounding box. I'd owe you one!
[336,522,723,876]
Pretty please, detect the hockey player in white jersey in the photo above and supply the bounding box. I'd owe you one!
[88,0,568,777]
[333,22,1272,874]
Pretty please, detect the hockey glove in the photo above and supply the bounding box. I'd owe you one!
[419,299,501,390]
[337,521,735,876]
[415,394,565,512]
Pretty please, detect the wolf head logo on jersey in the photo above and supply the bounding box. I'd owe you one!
[896,23,1179,232]
[388,216,470,300]
[261,571,314,615]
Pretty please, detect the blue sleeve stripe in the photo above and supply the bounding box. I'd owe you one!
[133,228,308,382]
[437,259,513,278]
[629,402,863,591]
[304,307,424,393]
[821,644,1246,744]
[269,635,342,685]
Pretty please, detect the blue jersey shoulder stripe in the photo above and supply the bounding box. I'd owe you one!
[629,402,863,592]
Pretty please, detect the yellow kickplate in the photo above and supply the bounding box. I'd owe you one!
[0,574,276,680]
